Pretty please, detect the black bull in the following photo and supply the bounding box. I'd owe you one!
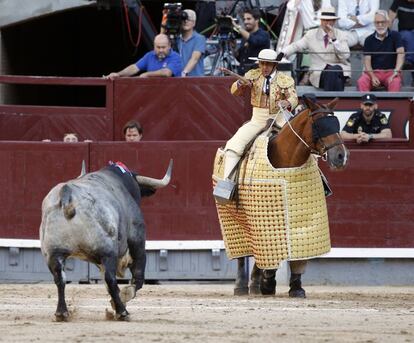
[40,160,172,321]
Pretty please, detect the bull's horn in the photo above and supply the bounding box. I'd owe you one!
[78,160,87,178]
[135,159,173,189]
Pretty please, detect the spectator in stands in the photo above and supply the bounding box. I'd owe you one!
[123,120,143,142]
[178,9,206,77]
[286,0,332,85]
[282,7,351,91]
[337,0,378,47]
[341,93,392,143]
[43,133,91,142]
[63,133,79,143]
[357,10,405,92]
[389,0,414,87]
[287,0,332,30]
[104,34,182,79]
[231,8,271,75]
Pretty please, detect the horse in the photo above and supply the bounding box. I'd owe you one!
[216,96,348,297]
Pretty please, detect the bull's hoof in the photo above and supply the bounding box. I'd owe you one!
[234,287,249,296]
[260,279,276,295]
[249,284,261,295]
[289,287,306,298]
[55,311,69,322]
[116,310,130,321]
[110,299,116,311]
[120,285,136,304]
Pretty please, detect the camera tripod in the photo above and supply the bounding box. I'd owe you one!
[209,36,239,76]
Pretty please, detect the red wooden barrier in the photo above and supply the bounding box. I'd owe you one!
[0,141,413,248]
[0,76,413,248]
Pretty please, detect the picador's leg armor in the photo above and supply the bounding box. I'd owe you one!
[213,150,240,204]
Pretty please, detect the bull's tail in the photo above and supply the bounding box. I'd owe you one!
[59,184,76,220]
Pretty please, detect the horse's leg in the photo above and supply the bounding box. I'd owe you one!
[249,262,262,295]
[234,257,249,295]
[289,260,307,298]
[260,269,276,295]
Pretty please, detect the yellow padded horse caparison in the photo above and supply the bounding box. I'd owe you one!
[213,135,331,269]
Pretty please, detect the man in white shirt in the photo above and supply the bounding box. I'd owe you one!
[337,0,379,47]
[286,0,332,85]
[287,0,332,30]
[282,7,351,91]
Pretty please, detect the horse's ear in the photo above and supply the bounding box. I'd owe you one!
[327,97,340,109]
[303,97,318,111]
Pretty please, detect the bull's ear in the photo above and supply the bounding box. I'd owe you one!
[327,97,339,110]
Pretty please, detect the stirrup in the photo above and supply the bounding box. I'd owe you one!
[213,179,237,205]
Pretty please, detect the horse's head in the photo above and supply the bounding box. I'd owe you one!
[303,97,348,169]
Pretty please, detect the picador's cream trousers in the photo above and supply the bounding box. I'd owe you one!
[225,68,298,155]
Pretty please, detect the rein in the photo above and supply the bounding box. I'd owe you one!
[279,105,343,157]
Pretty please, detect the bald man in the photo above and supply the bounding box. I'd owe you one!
[104,34,182,79]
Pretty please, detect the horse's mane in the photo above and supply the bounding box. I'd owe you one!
[278,99,330,136]
[277,105,313,136]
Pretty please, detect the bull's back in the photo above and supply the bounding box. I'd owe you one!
[40,177,127,259]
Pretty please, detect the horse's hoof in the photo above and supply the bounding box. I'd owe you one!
[55,311,69,322]
[116,310,130,321]
[260,287,276,296]
[249,284,261,295]
[289,287,306,298]
[234,287,249,296]
[260,279,276,295]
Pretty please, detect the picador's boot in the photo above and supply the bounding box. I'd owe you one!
[289,273,306,298]
[213,150,240,204]
[260,269,276,295]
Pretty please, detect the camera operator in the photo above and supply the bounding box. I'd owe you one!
[233,8,271,75]
[178,9,206,77]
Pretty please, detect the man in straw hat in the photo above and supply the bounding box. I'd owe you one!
[281,6,351,91]
[213,48,298,202]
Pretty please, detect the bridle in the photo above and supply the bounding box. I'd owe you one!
[310,107,344,156]
[281,105,344,159]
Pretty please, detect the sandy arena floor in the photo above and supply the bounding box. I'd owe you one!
[0,283,413,343]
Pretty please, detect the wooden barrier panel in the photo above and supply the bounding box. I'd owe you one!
[0,142,89,239]
[0,76,114,141]
[112,77,251,141]
[0,141,413,248]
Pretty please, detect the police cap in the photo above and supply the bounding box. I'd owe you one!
[361,93,377,105]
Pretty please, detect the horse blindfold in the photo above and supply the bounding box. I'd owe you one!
[312,116,340,142]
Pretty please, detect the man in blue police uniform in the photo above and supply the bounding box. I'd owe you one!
[340,94,392,143]
[104,34,182,79]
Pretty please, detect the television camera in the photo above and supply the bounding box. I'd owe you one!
[215,15,235,38]
[163,3,188,36]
